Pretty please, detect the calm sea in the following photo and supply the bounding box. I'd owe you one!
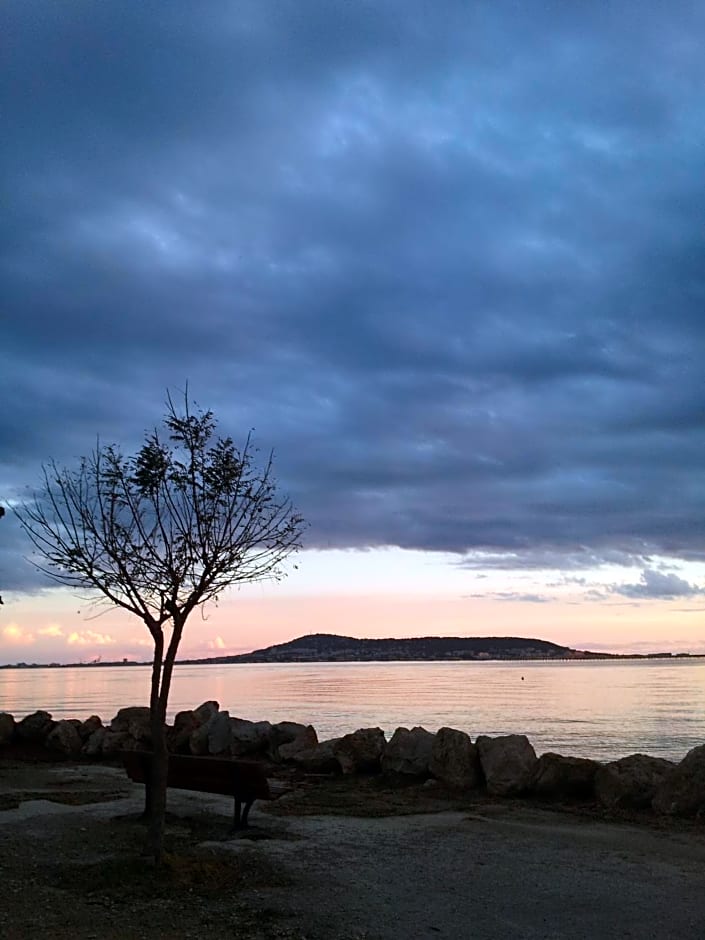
[2,659,704,762]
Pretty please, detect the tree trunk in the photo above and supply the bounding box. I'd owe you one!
[148,703,168,865]
[147,617,184,863]
[147,629,167,865]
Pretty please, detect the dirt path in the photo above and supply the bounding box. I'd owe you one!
[2,762,705,939]
[242,808,705,939]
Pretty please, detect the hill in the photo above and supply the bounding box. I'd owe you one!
[182,632,604,664]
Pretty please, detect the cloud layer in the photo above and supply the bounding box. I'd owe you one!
[2,2,704,591]
[610,568,705,600]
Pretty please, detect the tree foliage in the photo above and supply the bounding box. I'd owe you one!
[16,393,305,860]
[20,400,302,623]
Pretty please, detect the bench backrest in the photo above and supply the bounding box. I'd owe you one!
[121,751,272,800]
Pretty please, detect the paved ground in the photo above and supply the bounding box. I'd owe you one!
[243,808,705,939]
[2,762,705,939]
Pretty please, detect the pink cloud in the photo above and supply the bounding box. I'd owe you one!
[67,630,116,647]
[38,625,65,638]
[2,624,36,645]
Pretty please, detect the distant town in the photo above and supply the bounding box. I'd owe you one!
[1,633,702,668]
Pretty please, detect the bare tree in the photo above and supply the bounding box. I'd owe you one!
[15,393,305,861]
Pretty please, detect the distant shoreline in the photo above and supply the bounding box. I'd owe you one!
[2,653,704,669]
[3,630,704,669]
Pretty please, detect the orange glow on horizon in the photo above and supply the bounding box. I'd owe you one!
[2,587,703,664]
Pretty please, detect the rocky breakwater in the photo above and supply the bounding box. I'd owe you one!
[2,706,704,821]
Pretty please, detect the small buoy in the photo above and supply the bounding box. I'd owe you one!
[521,676,524,680]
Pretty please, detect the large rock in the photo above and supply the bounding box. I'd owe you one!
[16,710,55,743]
[189,713,217,755]
[271,721,313,748]
[653,744,705,817]
[332,727,386,774]
[290,738,342,773]
[171,709,200,737]
[229,717,273,757]
[83,727,108,757]
[110,706,151,744]
[46,720,83,758]
[78,716,103,741]
[167,714,198,753]
[596,754,674,810]
[429,727,482,790]
[193,700,219,722]
[532,753,599,801]
[205,710,231,755]
[382,726,436,776]
[169,702,219,753]
[101,730,134,756]
[476,734,537,796]
[278,725,318,761]
[0,712,15,746]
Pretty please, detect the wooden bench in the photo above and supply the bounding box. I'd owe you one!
[121,751,288,828]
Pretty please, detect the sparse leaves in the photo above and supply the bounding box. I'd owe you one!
[16,394,305,626]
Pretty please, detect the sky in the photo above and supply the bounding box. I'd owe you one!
[1,1,704,663]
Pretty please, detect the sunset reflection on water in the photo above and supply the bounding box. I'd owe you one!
[2,658,704,761]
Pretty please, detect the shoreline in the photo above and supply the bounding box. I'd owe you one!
[3,703,704,825]
[3,652,705,669]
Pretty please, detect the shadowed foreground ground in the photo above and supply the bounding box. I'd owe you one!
[1,760,704,939]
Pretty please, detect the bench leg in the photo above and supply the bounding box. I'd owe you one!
[141,778,153,820]
[135,752,153,820]
[232,797,255,830]
[240,798,254,827]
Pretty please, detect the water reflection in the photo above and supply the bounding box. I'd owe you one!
[1,659,704,761]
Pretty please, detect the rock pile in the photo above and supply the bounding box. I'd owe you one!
[1,705,704,819]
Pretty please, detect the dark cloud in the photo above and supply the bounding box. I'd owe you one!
[2,1,705,590]
[610,569,704,600]
[0,511,47,596]
[458,548,652,572]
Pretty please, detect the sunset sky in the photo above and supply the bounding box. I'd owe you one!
[2,2,704,664]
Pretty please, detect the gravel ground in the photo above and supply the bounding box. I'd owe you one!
[2,760,705,939]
